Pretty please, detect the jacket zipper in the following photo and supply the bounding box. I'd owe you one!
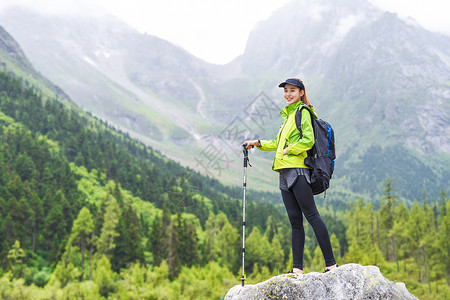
[277,119,289,160]
[277,120,287,148]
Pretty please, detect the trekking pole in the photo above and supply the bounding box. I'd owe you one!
[241,144,252,286]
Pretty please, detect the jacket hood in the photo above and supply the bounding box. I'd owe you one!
[280,101,318,119]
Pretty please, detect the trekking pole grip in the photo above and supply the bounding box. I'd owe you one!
[243,148,248,167]
[242,144,253,168]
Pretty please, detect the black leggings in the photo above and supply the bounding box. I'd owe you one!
[281,175,336,270]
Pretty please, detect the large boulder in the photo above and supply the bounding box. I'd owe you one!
[225,263,418,300]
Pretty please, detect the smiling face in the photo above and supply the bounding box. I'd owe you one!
[283,84,304,105]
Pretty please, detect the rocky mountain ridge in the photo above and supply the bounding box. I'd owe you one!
[0,25,71,101]
[0,7,223,142]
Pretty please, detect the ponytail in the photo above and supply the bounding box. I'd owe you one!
[291,78,313,108]
[302,90,313,108]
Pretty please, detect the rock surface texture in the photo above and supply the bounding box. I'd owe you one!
[225,264,418,300]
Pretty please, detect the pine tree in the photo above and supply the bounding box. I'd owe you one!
[346,199,374,249]
[311,245,323,271]
[14,153,36,182]
[438,190,448,223]
[379,179,397,262]
[439,200,450,285]
[391,202,410,272]
[330,234,340,261]
[93,255,117,297]
[47,207,95,287]
[70,207,95,280]
[245,227,273,274]
[215,221,239,272]
[201,212,218,264]
[150,205,170,267]
[7,240,26,278]
[27,189,43,253]
[265,216,278,243]
[420,203,438,287]
[43,201,67,261]
[168,215,180,279]
[407,202,435,284]
[177,217,200,268]
[112,203,144,271]
[345,199,385,266]
[96,194,120,258]
[55,189,74,238]
[268,234,285,272]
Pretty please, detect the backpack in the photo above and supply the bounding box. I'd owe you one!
[295,105,335,196]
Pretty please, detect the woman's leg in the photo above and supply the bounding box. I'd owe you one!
[290,176,336,267]
[281,188,305,271]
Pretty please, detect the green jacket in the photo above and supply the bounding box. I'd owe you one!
[257,100,317,171]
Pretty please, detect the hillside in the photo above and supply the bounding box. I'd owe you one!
[0,33,289,297]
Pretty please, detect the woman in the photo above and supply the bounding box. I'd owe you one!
[243,78,337,274]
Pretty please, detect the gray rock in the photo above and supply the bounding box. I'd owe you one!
[225,264,418,300]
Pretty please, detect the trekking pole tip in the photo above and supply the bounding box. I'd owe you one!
[240,275,246,286]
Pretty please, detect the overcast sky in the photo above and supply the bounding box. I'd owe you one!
[0,0,449,64]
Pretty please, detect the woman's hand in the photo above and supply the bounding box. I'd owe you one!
[283,148,287,155]
[242,140,259,149]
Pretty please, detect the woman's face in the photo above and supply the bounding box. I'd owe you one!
[283,84,304,105]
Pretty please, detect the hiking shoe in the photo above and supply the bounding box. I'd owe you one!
[286,269,303,275]
[324,264,339,273]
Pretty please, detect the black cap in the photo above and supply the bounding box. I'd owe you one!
[279,78,305,90]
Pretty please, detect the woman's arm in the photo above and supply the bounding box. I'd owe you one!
[242,138,278,151]
[258,139,277,151]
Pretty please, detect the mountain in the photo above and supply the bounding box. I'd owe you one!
[0,19,282,226]
[234,0,450,201]
[237,0,450,156]
[0,7,231,142]
[0,25,71,101]
[0,6,282,194]
[0,25,37,73]
[0,21,284,261]
[1,0,449,203]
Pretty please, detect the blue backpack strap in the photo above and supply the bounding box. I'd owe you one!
[326,122,332,156]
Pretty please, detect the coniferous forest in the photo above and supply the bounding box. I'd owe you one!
[0,71,448,299]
